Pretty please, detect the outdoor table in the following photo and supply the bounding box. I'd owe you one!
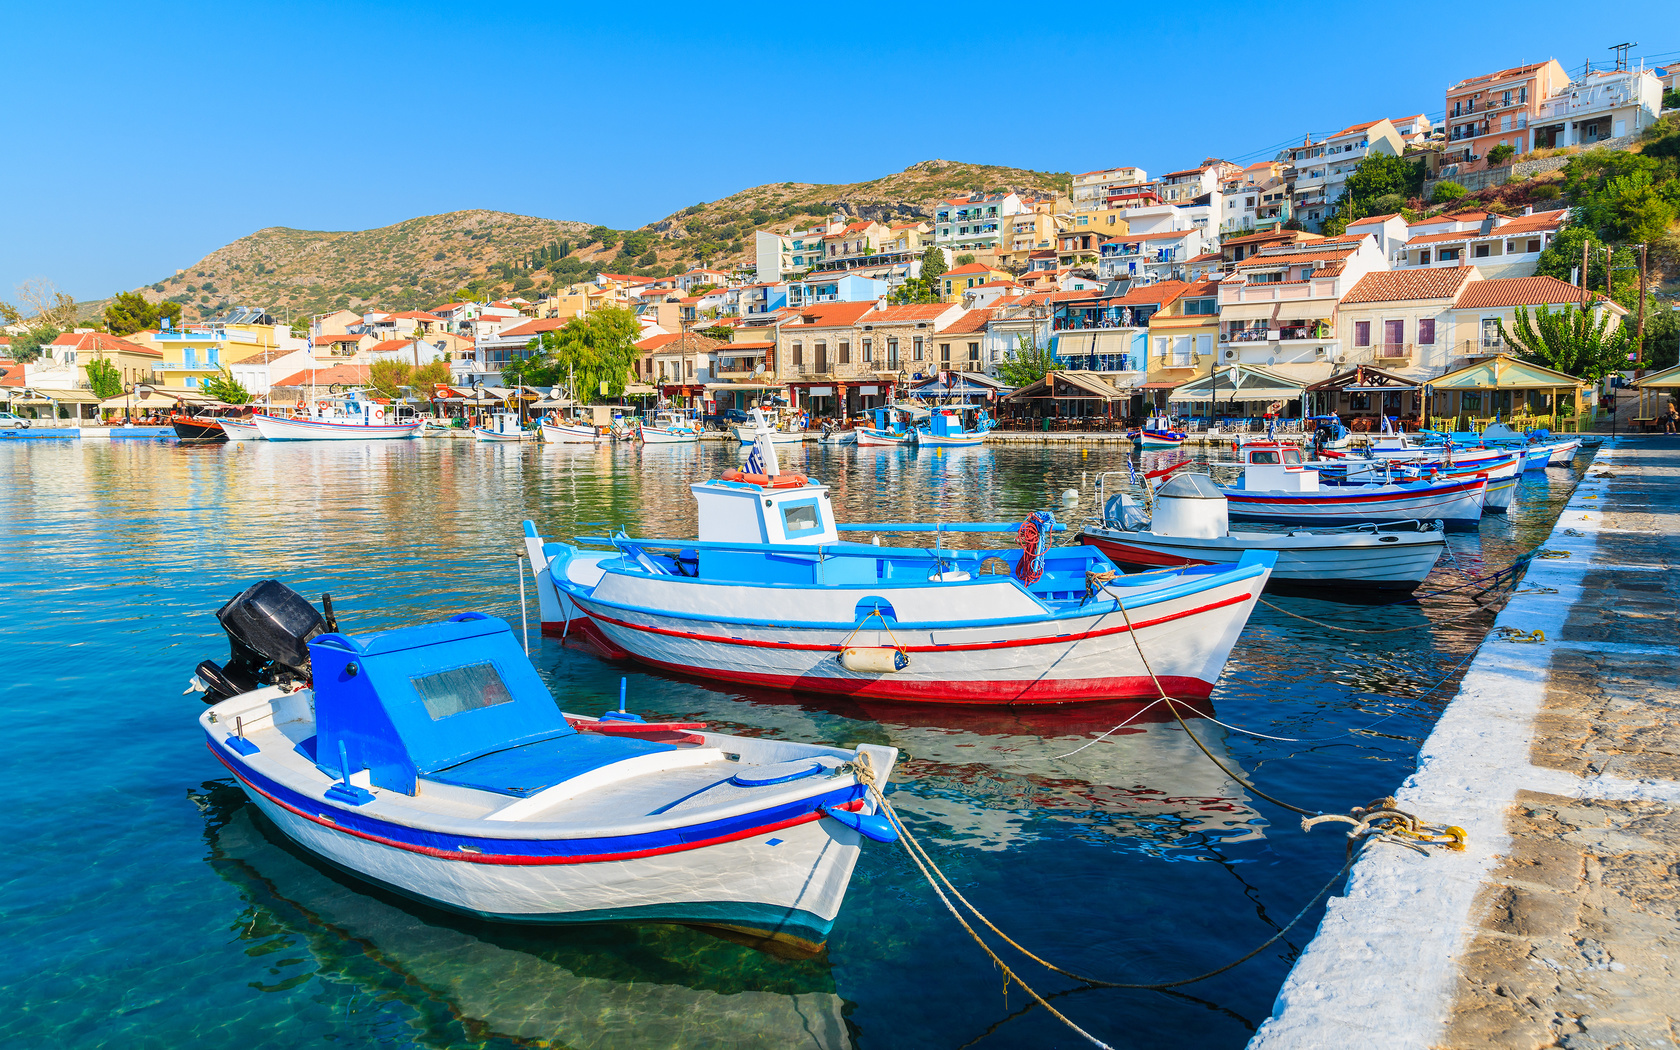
[1633,417,1659,432]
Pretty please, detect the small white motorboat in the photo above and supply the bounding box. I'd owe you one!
[1079,471,1445,592]
[522,414,1276,705]
[540,420,601,444]
[220,418,261,441]
[1321,451,1522,514]
[193,580,899,949]
[253,394,420,441]
[639,409,701,444]
[817,423,858,446]
[1222,441,1488,531]
[473,411,530,442]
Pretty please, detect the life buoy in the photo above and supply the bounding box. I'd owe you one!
[317,400,328,410]
[720,469,809,488]
[373,407,385,421]
[294,399,304,410]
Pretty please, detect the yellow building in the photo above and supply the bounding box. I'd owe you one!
[940,263,1014,301]
[1142,280,1222,410]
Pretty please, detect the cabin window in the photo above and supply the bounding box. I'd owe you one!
[411,663,514,721]
[780,500,822,535]
[1250,450,1279,463]
[1283,449,1302,464]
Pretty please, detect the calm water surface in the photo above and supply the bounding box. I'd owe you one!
[0,437,1584,1048]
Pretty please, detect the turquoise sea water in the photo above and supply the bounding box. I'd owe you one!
[0,438,1582,1048]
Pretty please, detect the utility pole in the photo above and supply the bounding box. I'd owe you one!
[1609,42,1636,73]
[1635,242,1647,377]
[1580,239,1591,309]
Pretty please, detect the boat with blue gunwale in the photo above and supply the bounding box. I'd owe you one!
[193,580,898,949]
[253,394,419,441]
[1222,441,1487,530]
[524,417,1275,705]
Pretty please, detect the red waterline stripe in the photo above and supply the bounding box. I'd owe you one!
[210,746,858,866]
[628,656,1216,704]
[585,591,1254,654]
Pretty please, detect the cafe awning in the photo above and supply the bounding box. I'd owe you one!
[1217,302,1281,322]
[1429,354,1585,391]
[1634,363,1680,389]
[1305,366,1421,393]
[1169,364,1306,403]
[1003,371,1132,401]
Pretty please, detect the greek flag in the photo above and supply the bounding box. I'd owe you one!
[744,442,765,475]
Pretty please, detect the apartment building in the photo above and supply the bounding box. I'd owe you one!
[1070,166,1147,212]
[1286,119,1404,231]
[1396,208,1567,277]
[1531,67,1665,149]
[1443,60,1570,163]
[1216,234,1389,382]
[933,193,1028,254]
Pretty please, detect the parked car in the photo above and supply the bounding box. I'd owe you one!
[0,411,30,430]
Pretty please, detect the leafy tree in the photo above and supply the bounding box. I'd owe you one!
[1487,144,1516,165]
[201,368,252,404]
[104,290,182,335]
[1534,227,1640,305]
[919,245,948,285]
[369,359,416,399]
[1497,304,1632,381]
[699,325,734,341]
[996,334,1061,387]
[888,277,938,305]
[955,253,977,266]
[7,324,59,363]
[513,306,640,400]
[1431,181,1468,204]
[1371,193,1407,215]
[84,356,123,399]
[1665,90,1680,112]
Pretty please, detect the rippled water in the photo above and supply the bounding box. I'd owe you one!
[0,437,1583,1048]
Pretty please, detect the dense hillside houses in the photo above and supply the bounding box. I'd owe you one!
[5,48,1671,429]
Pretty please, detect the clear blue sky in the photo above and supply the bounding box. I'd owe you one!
[3,0,1675,303]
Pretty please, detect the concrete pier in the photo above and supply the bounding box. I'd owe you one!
[1252,437,1679,1050]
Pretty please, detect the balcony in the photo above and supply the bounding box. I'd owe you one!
[1376,342,1413,360]
[1222,327,1271,344]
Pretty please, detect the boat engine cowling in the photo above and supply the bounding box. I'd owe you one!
[1151,474,1228,539]
[196,579,328,703]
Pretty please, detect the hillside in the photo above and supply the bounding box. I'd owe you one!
[120,160,1070,320]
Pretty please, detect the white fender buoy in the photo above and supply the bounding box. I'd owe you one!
[1061,488,1080,505]
[838,647,909,673]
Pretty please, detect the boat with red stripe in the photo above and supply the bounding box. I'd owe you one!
[192,580,898,947]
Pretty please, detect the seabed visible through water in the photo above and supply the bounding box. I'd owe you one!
[0,437,1587,1048]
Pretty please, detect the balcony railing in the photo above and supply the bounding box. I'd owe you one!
[1377,342,1413,359]
[1223,328,1271,343]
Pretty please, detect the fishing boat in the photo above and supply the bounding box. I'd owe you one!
[1329,452,1522,514]
[1222,441,1488,531]
[639,409,701,444]
[253,394,420,441]
[540,419,601,443]
[473,411,530,442]
[220,417,261,441]
[1477,422,1581,469]
[854,405,918,447]
[192,580,900,947]
[522,415,1276,705]
[171,413,228,443]
[1078,469,1445,592]
[730,421,807,445]
[1128,415,1187,449]
[916,404,994,448]
[1307,414,1353,452]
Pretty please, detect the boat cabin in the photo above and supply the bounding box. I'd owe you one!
[1239,441,1318,492]
[482,411,523,437]
[305,614,669,797]
[870,406,914,436]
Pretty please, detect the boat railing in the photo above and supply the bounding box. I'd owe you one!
[572,524,1068,563]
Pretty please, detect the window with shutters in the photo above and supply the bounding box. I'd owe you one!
[968,342,979,364]
[839,340,851,365]
[1418,318,1436,345]
[862,337,872,363]
[887,338,899,368]
[913,336,924,361]
[940,343,951,366]
[1354,321,1371,347]
[793,342,803,368]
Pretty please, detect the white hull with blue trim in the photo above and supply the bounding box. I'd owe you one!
[195,595,898,948]
[252,414,419,441]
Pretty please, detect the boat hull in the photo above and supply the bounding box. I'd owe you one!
[219,419,260,441]
[916,432,985,448]
[252,415,420,441]
[639,425,699,444]
[558,562,1270,705]
[1546,440,1581,466]
[854,427,914,447]
[731,425,807,445]
[540,422,599,444]
[172,418,227,443]
[473,428,525,441]
[1224,478,1487,531]
[1133,430,1186,448]
[817,431,858,446]
[1079,526,1443,591]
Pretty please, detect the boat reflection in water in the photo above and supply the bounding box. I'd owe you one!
[195,787,854,1050]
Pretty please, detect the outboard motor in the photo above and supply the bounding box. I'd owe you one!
[195,580,330,703]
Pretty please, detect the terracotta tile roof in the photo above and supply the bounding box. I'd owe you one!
[48,331,163,357]
[1346,213,1401,226]
[1328,119,1383,139]
[785,301,877,328]
[866,304,950,323]
[635,331,723,353]
[1234,246,1359,269]
[1109,280,1193,306]
[366,339,425,354]
[1456,277,1607,310]
[1342,267,1477,304]
[1222,230,1321,247]
[499,318,570,338]
[314,332,367,343]
[232,348,298,365]
[1404,229,1483,246]
[1179,279,1222,297]
[273,363,371,387]
[1449,63,1549,91]
[1187,251,1224,263]
[1409,210,1490,227]
[0,359,21,387]
[940,309,994,335]
[1487,209,1568,234]
[1160,166,1211,179]
[390,310,445,321]
[944,262,1000,275]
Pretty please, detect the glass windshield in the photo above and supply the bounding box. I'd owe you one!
[411,662,514,720]
[782,502,821,534]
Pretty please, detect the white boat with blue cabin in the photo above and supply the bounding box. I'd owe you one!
[522,415,1275,705]
[916,404,994,448]
[194,580,899,949]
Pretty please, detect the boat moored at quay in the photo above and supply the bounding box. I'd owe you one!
[253,395,420,441]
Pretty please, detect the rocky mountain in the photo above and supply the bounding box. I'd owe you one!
[119,160,1070,320]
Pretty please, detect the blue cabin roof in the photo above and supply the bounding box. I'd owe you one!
[308,613,668,796]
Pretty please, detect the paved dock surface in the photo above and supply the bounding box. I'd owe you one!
[1251,437,1680,1050]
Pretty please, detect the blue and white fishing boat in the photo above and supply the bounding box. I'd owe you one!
[916,404,994,448]
[193,580,898,948]
[1223,441,1488,530]
[855,405,919,447]
[639,409,701,444]
[253,394,420,441]
[1128,415,1187,449]
[473,411,530,442]
[522,415,1275,705]
[1476,422,1582,469]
